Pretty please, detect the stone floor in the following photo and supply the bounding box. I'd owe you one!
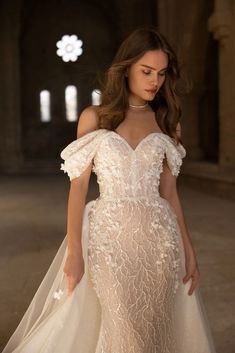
[0,174,234,352]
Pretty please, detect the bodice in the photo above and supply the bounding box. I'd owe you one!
[60,129,186,199]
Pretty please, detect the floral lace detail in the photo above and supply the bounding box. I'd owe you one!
[157,134,186,177]
[59,128,187,352]
[60,129,186,182]
[53,289,64,300]
[87,196,182,353]
[60,129,108,181]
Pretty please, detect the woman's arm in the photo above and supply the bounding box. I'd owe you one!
[63,106,99,294]
[66,106,99,254]
[159,123,200,295]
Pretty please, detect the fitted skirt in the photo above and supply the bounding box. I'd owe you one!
[2,198,216,353]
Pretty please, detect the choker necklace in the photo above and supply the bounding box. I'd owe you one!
[129,102,148,109]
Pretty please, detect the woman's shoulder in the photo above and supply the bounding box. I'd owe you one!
[60,105,106,161]
[77,105,100,137]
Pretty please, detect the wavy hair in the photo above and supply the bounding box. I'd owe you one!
[96,27,185,144]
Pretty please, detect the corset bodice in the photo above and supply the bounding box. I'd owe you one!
[60,129,186,200]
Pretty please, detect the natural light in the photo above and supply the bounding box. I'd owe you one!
[92,89,101,105]
[56,35,83,62]
[40,90,51,122]
[65,85,78,122]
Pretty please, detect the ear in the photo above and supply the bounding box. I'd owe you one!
[176,122,181,139]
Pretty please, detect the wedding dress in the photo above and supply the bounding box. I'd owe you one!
[2,126,217,353]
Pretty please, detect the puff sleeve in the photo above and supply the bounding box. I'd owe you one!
[60,129,107,181]
[160,134,187,177]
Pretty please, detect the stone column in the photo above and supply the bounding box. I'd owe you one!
[208,0,235,172]
[0,0,23,173]
[157,0,208,160]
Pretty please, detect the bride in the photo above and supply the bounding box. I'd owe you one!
[2,27,217,353]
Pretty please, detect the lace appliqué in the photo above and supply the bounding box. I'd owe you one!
[157,134,186,177]
[59,129,187,353]
[60,129,108,181]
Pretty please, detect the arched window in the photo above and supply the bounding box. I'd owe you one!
[40,90,51,122]
[91,89,101,105]
[65,85,78,122]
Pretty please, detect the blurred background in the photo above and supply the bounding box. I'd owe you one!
[0,0,234,352]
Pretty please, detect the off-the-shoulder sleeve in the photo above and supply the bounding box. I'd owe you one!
[60,129,107,181]
[159,134,187,177]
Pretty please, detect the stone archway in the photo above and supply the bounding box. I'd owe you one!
[20,0,117,161]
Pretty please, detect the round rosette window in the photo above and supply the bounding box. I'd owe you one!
[56,35,83,62]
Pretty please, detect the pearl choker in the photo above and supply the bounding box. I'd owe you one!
[129,102,148,109]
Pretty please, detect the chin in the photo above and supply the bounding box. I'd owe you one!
[143,92,156,101]
[145,96,155,102]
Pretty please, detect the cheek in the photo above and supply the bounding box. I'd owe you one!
[159,76,166,87]
[127,78,135,93]
[128,72,143,90]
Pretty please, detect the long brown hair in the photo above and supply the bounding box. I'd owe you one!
[96,27,184,144]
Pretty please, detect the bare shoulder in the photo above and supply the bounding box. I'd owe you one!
[77,105,99,137]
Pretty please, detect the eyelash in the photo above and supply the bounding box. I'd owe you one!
[143,70,151,75]
[142,70,166,76]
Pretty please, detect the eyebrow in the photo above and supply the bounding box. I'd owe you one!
[140,64,168,71]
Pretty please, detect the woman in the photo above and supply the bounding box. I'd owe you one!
[3,27,216,353]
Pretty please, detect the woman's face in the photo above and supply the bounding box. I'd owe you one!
[126,49,168,105]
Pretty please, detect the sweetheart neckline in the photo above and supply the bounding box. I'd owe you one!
[108,130,167,153]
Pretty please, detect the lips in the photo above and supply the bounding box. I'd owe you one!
[145,89,157,94]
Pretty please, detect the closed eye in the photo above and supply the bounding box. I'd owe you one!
[142,70,166,77]
[142,70,151,75]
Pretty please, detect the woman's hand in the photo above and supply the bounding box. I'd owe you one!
[182,247,200,296]
[63,251,85,296]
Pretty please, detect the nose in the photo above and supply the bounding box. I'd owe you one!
[151,75,158,88]
[151,81,158,90]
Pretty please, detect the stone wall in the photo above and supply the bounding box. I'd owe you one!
[0,0,156,169]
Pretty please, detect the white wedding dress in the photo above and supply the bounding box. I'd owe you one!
[2,128,217,353]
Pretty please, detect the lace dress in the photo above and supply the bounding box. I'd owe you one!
[2,129,217,353]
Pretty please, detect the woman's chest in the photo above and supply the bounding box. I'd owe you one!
[92,132,166,177]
